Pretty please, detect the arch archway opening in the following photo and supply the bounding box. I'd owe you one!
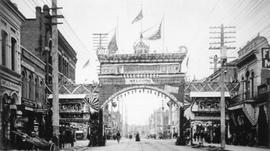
[101,86,181,139]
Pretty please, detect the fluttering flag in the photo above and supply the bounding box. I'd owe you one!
[147,22,162,40]
[132,9,143,24]
[186,57,189,69]
[107,31,118,54]
[82,59,90,68]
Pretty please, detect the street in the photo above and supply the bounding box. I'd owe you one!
[61,139,270,151]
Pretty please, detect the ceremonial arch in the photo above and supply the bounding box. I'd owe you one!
[95,49,187,145]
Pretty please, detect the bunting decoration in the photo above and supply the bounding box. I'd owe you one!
[147,22,162,40]
[87,95,99,113]
[132,9,143,24]
[107,30,118,54]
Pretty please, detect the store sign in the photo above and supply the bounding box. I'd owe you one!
[262,48,270,68]
[125,78,154,84]
[0,79,20,92]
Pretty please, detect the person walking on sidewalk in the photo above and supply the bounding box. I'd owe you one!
[116,131,121,143]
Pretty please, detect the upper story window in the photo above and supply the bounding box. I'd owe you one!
[1,30,8,66]
[11,37,17,71]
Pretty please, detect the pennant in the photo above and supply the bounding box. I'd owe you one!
[132,9,143,24]
[147,23,162,40]
[107,31,118,54]
[186,57,189,69]
[82,59,90,68]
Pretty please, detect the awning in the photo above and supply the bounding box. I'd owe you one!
[190,92,230,97]
[47,94,88,99]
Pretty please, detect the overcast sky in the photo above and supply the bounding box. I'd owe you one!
[12,0,270,83]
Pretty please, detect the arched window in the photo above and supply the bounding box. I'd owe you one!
[21,70,27,98]
[251,72,255,98]
[245,71,250,99]
[29,73,33,100]
[11,38,17,71]
[35,77,39,100]
[1,30,8,66]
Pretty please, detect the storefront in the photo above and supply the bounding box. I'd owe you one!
[185,91,231,144]
[0,78,21,149]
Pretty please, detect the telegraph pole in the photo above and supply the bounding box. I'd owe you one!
[209,24,236,150]
[51,0,63,148]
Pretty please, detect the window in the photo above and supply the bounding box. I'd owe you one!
[29,73,33,100]
[35,77,39,99]
[11,38,17,71]
[251,72,254,98]
[1,30,8,66]
[21,70,27,98]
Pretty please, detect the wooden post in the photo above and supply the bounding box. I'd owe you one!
[51,0,59,148]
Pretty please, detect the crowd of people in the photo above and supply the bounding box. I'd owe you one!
[59,128,76,149]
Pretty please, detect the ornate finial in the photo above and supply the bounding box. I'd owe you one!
[133,38,149,54]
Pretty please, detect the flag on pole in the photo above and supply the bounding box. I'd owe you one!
[82,59,90,68]
[107,30,118,54]
[186,57,189,69]
[147,22,162,40]
[132,9,143,24]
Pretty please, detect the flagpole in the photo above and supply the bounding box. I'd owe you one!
[162,14,165,52]
[117,16,119,52]
[140,2,143,41]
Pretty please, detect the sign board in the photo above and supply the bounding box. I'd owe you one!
[262,47,270,68]
[125,78,154,84]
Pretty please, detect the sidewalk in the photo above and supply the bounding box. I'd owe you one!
[191,142,270,151]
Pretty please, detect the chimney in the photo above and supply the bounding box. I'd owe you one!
[35,6,41,19]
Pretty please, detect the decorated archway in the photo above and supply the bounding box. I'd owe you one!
[94,51,187,146]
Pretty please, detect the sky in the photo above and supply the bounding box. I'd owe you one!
[11,0,270,125]
[12,0,270,83]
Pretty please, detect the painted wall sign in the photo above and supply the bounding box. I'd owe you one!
[262,47,270,68]
[125,78,154,84]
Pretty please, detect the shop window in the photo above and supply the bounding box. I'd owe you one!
[1,30,8,66]
[11,38,17,71]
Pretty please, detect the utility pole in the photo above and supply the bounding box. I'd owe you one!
[209,24,236,150]
[51,0,63,148]
[210,55,219,73]
[93,33,108,54]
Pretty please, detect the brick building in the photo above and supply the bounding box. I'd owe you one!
[20,46,49,140]
[20,5,77,88]
[204,35,270,146]
[228,35,270,146]
[0,0,25,149]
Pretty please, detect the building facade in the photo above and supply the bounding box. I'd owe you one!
[20,46,49,140]
[184,82,238,144]
[229,35,270,146]
[0,0,24,149]
[47,84,98,140]
[20,5,77,88]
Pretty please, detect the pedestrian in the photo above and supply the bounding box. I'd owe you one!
[116,130,121,143]
[59,131,64,149]
[135,132,140,142]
